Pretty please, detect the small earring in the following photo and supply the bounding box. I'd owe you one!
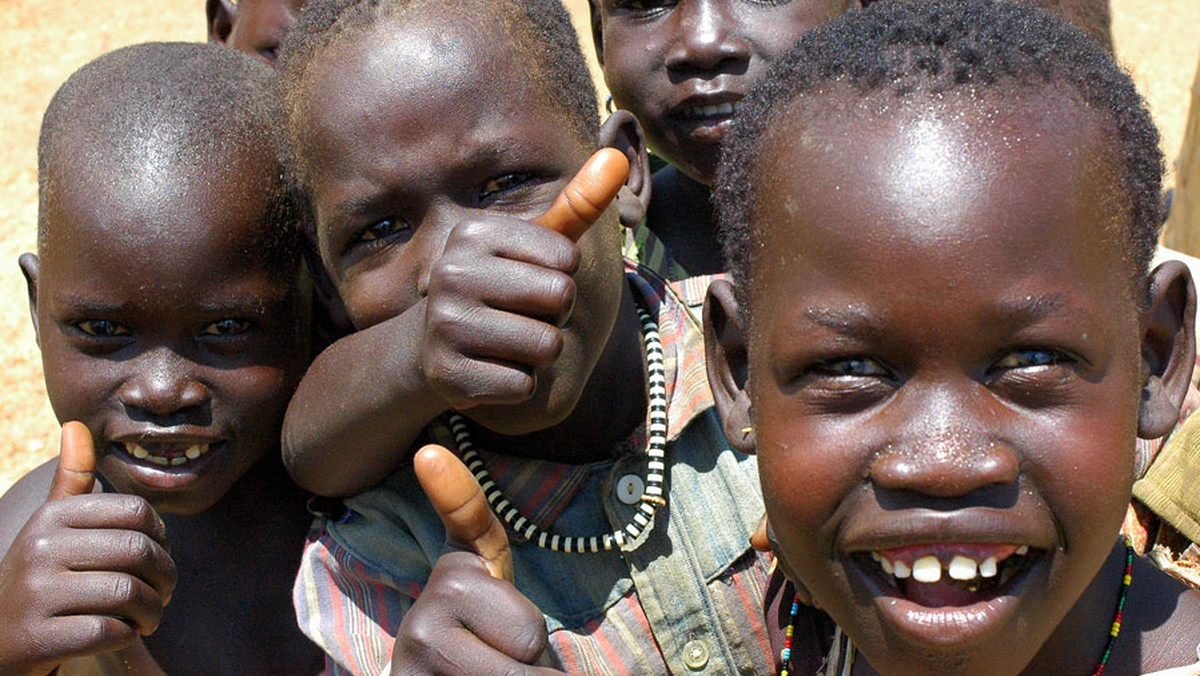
[740,426,753,439]
[605,94,616,115]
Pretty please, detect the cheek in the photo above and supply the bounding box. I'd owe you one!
[39,341,115,425]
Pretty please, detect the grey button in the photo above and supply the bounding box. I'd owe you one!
[683,639,709,671]
[616,474,645,505]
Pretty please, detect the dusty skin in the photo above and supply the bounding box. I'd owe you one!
[0,0,1197,494]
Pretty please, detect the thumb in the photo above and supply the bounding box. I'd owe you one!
[414,444,513,583]
[750,513,771,552]
[47,421,97,501]
[533,147,630,242]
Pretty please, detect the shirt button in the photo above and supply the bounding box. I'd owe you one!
[683,639,709,671]
[616,474,645,505]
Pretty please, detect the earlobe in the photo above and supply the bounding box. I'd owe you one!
[207,0,237,44]
[1137,260,1196,439]
[596,110,651,227]
[704,279,756,453]
[19,253,41,346]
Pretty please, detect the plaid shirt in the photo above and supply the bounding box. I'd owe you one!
[294,262,774,675]
[622,222,722,319]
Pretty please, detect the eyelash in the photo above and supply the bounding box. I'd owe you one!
[201,319,254,337]
[358,217,411,245]
[479,173,535,203]
[74,319,129,338]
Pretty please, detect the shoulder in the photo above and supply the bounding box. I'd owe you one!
[0,460,57,555]
[1131,555,1200,672]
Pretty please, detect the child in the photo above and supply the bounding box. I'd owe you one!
[277,0,773,673]
[208,0,307,63]
[587,0,860,307]
[0,43,323,673]
[705,1,1200,673]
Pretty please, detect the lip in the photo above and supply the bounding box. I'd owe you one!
[106,432,227,492]
[836,509,1056,647]
[667,91,746,142]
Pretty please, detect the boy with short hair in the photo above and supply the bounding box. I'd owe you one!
[277,0,775,673]
[0,42,322,673]
[706,1,1200,672]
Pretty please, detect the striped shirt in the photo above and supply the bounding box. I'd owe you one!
[622,222,722,319]
[293,263,775,675]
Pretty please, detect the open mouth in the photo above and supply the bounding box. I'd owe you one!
[118,441,215,468]
[679,101,742,120]
[858,543,1039,608]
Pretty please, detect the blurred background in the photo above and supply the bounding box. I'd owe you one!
[0,0,1197,494]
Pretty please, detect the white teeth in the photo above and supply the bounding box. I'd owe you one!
[171,456,188,466]
[124,442,210,465]
[1016,545,1029,556]
[125,443,150,459]
[683,102,739,118]
[893,559,912,579]
[880,557,894,575]
[149,456,170,467]
[912,556,942,583]
[980,557,998,578]
[948,555,978,581]
[185,445,207,460]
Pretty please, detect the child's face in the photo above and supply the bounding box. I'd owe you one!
[25,146,311,515]
[593,0,855,184]
[213,0,307,63]
[301,10,625,429]
[736,94,1154,673]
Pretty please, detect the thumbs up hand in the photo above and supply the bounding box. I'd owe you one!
[389,445,566,676]
[419,149,630,414]
[0,422,177,674]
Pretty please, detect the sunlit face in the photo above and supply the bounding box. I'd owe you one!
[744,92,1142,674]
[300,10,625,433]
[27,142,311,515]
[593,0,856,183]
[221,0,307,63]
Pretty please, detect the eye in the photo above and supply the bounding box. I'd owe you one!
[616,0,675,10]
[202,319,253,336]
[75,320,129,337]
[359,217,410,243]
[811,356,892,379]
[479,173,534,202]
[992,348,1071,371]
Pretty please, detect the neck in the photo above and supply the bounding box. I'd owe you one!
[469,280,648,464]
[647,165,723,276]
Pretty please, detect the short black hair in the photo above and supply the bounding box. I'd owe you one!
[277,0,599,198]
[716,0,1162,313]
[38,42,298,255]
[861,0,1113,52]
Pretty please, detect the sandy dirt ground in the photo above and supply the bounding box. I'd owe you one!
[0,0,1197,496]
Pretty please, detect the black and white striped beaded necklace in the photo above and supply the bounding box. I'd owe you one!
[445,301,668,554]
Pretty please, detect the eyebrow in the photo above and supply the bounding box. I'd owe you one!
[52,295,127,314]
[802,305,887,340]
[802,294,1079,335]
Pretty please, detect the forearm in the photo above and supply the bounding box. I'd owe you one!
[282,301,447,497]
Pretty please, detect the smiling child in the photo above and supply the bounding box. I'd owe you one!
[0,43,322,673]
[587,0,859,305]
[277,0,775,673]
[706,1,1200,673]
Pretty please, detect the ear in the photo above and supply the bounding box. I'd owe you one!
[705,278,755,453]
[1137,260,1196,439]
[207,0,237,44]
[596,109,651,228]
[587,0,605,66]
[19,253,41,346]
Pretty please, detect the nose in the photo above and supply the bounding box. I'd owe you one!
[117,349,211,422]
[664,0,751,74]
[870,383,1019,499]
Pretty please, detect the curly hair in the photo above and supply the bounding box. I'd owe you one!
[715,0,1162,313]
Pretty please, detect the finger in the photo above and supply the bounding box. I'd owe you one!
[56,528,178,604]
[424,353,539,409]
[42,494,171,551]
[534,148,629,242]
[414,445,512,582]
[46,615,142,658]
[433,257,576,323]
[47,421,97,501]
[428,306,564,370]
[56,571,168,636]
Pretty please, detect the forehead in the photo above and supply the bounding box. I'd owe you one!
[41,140,288,278]
[748,86,1129,304]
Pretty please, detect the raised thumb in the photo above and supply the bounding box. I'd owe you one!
[47,421,97,501]
[414,444,513,583]
[533,147,629,242]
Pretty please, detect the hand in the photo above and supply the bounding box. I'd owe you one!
[389,445,566,676]
[419,150,629,412]
[0,423,177,675]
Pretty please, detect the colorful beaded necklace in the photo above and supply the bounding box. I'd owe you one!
[445,300,668,554]
[780,540,1136,676]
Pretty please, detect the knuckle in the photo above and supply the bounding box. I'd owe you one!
[124,532,155,563]
[79,615,134,651]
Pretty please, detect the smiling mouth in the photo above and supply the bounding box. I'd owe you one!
[679,101,742,119]
[119,441,213,468]
[860,543,1038,606]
